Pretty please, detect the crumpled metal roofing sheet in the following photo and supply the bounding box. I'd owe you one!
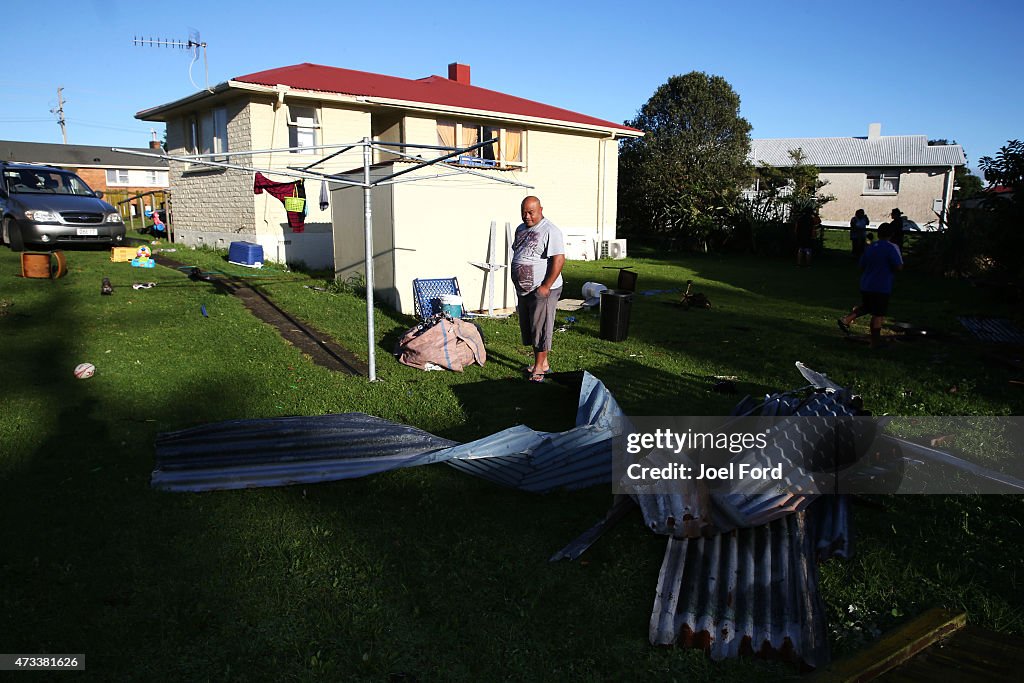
[649,503,835,668]
[957,316,1024,344]
[152,371,624,494]
[750,135,965,168]
[634,387,859,538]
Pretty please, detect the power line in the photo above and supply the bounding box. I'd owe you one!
[66,119,155,133]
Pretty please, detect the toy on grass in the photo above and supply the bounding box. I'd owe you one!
[131,245,156,268]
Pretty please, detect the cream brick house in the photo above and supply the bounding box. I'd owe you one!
[137,62,640,314]
[750,124,966,230]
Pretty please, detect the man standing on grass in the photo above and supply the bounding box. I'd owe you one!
[512,196,565,382]
[837,222,903,348]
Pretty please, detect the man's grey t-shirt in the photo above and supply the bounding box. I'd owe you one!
[511,217,565,296]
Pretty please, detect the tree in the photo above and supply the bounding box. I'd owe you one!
[955,172,984,200]
[618,72,752,247]
[729,149,834,254]
[979,139,1024,188]
[928,138,983,200]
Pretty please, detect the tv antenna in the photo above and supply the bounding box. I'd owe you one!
[133,30,213,93]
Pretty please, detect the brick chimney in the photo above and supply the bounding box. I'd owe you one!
[868,122,882,140]
[448,62,470,85]
[149,139,162,150]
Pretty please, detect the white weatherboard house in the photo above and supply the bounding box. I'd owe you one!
[137,62,641,315]
[750,124,966,230]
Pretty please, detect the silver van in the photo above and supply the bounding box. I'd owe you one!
[0,162,125,251]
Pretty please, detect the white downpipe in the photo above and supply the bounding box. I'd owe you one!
[596,134,615,255]
[262,86,288,231]
[362,138,377,381]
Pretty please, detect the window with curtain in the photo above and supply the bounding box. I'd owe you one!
[436,120,525,168]
[185,107,228,161]
[864,171,900,194]
[105,169,130,185]
[288,105,319,154]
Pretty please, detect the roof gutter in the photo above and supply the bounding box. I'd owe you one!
[353,94,642,138]
[138,80,643,138]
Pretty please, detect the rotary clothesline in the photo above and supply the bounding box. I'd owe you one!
[114,138,533,381]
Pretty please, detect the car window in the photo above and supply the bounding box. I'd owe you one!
[2,170,95,196]
[60,173,96,196]
[5,170,45,193]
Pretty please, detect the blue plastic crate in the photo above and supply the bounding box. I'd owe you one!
[228,241,264,268]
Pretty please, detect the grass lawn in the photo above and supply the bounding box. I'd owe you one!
[1,231,1021,681]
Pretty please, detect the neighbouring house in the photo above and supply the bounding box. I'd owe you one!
[0,138,169,218]
[750,124,966,230]
[136,62,640,314]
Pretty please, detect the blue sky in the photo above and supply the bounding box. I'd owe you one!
[2,0,1020,174]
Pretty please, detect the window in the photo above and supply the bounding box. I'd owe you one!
[106,169,130,185]
[864,172,900,194]
[288,105,319,154]
[146,170,159,185]
[186,107,228,160]
[437,120,525,169]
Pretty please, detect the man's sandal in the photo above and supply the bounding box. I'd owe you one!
[836,319,851,335]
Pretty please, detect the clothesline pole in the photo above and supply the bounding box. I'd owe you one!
[362,138,377,382]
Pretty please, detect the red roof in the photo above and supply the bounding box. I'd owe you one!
[233,63,640,134]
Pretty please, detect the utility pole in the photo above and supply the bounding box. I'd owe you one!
[52,87,68,144]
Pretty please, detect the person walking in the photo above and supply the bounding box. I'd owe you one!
[511,196,565,382]
[837,222,903,349]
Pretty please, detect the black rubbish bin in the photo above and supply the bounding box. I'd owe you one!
[600,289,634,342]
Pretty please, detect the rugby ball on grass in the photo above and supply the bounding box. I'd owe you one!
[74,363,96,380]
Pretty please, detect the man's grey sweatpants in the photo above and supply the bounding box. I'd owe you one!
[517,287,562,352]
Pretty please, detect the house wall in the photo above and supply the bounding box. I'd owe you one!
[331,181,396,308]
[165,98,257,252]
[165,96,376,269]
[391,173,526,315]
[818,167,950,227]
[399,116,620,252]
[160,91,626,280]
[328,119,626,315]
[72,168,166,194]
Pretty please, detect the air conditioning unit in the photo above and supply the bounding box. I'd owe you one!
[562,235,593,261]
[600,239,627,260]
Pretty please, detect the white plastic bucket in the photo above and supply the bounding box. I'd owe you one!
[440,294,463,318]
[581,281,608,304]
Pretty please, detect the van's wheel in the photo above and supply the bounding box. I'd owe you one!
[4,218,24,252]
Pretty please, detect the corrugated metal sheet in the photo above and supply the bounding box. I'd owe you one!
[152,371,625,494]
[957,316,1024,344]
[750,135,965,168]
[642,364,863,668]
[649,505,834,668]
[153,365,861,668]
[635,387,860,537]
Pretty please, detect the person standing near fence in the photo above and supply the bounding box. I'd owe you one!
[849,209,869,258]
[794,207,816,267]
[511,196,565,382]
[889,208,906,250]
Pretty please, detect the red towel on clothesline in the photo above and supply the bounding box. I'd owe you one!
[253,172,305,232]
